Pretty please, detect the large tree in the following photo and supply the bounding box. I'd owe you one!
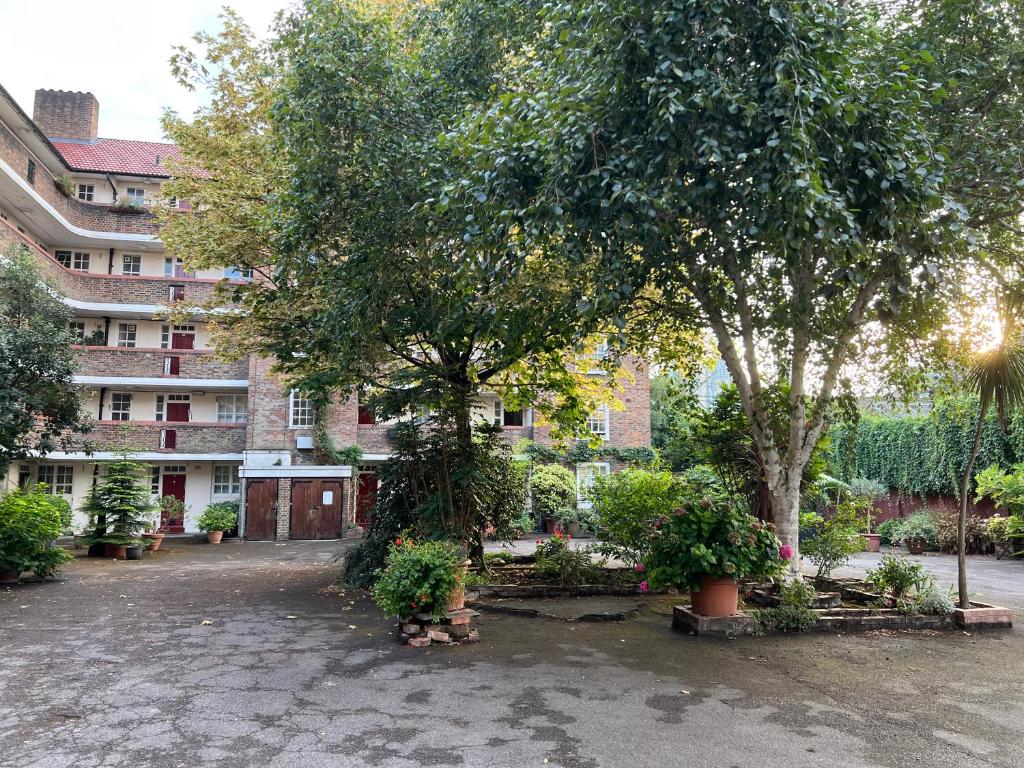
[0,246,89,472]
[449,0,1024,567]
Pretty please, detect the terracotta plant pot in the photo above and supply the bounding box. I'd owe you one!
[142,532,165,552]
[905,537,925,555]
[207,530,224,545]
[0,567,20,585]
[448,559,472,611]
[690,576,740,617]
[860,533,881,553]
[104,544,128,559]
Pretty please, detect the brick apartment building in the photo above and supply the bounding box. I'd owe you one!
[0,83,651,539]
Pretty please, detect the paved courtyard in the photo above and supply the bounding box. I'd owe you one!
[2,541,1023,768]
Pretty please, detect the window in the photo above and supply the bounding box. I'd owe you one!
[56,251,89,271]
[586,406,610,440]
[358,404,376,425]
[27,159,36,184]
[160,325,170,349]
[77,184,95,201]
[17,465,31,488]
[289,390,314,428]
[216,395,248,423]
[493,400,524,427]
[213,465,241,496]
[169,285,185,302]
[173,324,195,332]
[165,196,178,209]
[68,321,86,342]
[122,254,141,275]
[223,266,254,280]
[156,393,190,422]
[37,465,73,495]
[110,392,132,421]
[576,463,610,506]
[116,323,137,348]
[163,356,180,375]
[155,394,164,421]
[125,187,146,206]
[150,465,160,495]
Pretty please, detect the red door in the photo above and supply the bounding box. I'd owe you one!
[161,473,186,532]
[171,333,194,350]
[356,473,377,528]
[166,402,190,422]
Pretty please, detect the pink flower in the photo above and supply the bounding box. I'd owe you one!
[653,519,663,530]
[639,581,649,593]
[633,563,645,573]
[779,544,794,561]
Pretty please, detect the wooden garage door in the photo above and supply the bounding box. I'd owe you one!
[291,479,344,540]
[245,479,278,540]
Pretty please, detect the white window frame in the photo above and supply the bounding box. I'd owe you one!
[223,265,254,280]
[77,183,94,201]
[150,465,161,496]
[72,252,90,271]
[37,465,73,495]
[576,462,610,507]
[110,392,133,422]
[586,405,610,441]
[289,390,314,428]
[125,187,146,206]
[160,325,170,349]
[68,321,86,342]
[212,465,241,497]
[116,323,137,348]
[122,254,141,276]
[216,395,248,424]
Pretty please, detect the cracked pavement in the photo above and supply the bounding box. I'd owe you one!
[2,541,1023,767]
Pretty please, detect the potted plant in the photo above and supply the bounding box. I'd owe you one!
[646,497,789,617]
[158,495,185,532]
[554,504,596,539]
[197,501,238,544]
[893,511,938,555]
[124,539,145,560]
[530,464,577,534]
[0,486,73,584]
[81,459,155,561]
[371,538,467,618]
[141,511,166,552]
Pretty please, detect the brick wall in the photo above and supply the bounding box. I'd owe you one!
[33,90,99,142]
[75,347,249,380]
[0,119,160,236]
[74,422,246,454]
[246,356,294,451]
[276,479,292,539]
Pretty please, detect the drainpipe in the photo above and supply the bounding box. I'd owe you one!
[97,386,107,420]
[102,317,111,346]
[107,248,114,275]
[105,174,117,202]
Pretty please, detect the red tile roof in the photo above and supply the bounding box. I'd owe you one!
[51,138,181,177]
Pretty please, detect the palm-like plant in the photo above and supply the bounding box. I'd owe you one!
[958,338,1024,608]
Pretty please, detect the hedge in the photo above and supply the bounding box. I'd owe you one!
[827,398,1024,497]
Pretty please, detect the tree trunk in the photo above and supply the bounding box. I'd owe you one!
[957,394,989,609]
[770,479,802,579]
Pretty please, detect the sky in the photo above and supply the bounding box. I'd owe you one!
[0,1,288,143]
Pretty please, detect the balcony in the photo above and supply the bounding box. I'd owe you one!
[75,421,247,455]
[356,423,535,455]
[75,347,249,380]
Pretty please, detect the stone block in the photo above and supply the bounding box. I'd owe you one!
[446,608,479,625]
[466,629,480,643]
[954,603,1013,629]
[672,605,752,637]
[426,629,451,643]
[446,623,472,639]
[401,623,423,635]
[407,637,431,648]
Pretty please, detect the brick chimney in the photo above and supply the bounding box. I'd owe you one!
[32,89,99,142]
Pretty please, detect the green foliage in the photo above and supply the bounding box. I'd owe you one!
[520,440,659,467]
[986,514,1013,542]
[646,498,787,591]
[344,421,526,587]
[752,580,819,635]
[875,518,902,548]
[197,502,238,533]
[975,464,1024,517]
[534,533,596,587]
[650,374,698,471]
[158,495,185,530]
[931,507,990,554]
[848,478,887,502]
[827,400,1024,497]
[894,511,939,550]
[0,247,89,472]
[915,584,956,617]
[800,505,863,579]
[866,555,931,599]
[0,486,73,577]
[80,460,156,548]
[590,467,688,566]
[371,538,464,618]
[529,464,577,527]
[54,174,74,197]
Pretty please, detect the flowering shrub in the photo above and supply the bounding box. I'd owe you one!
[371,539,465,618]
[645,498,787,591]
[534,532,596,586]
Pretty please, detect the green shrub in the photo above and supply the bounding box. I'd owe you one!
[530,464,577,528]
[875,518,902,547]
[801,503,862,578]
[866,555,930,598]
[931,507,989,554]
[894,511,939,550]
[371,538,464,618]
[0,487,73,577]
[986,514,1011,541]
[974,464,1024,516]
[753,580,818,635]
[534,533,596,586]
[590,467,687,566]
[159,495,185,529]
[848,478,887,501]
[197,502,238,533]
[915,584,955,616]
[646,498,788,591]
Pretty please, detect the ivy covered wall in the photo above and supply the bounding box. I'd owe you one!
[827,398,1024,498]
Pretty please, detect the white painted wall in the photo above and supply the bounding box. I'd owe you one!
[84,390,246,422]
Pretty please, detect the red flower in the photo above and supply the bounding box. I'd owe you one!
[633,563,645,573]
[395,538,403,546]
[779,544,794,561]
